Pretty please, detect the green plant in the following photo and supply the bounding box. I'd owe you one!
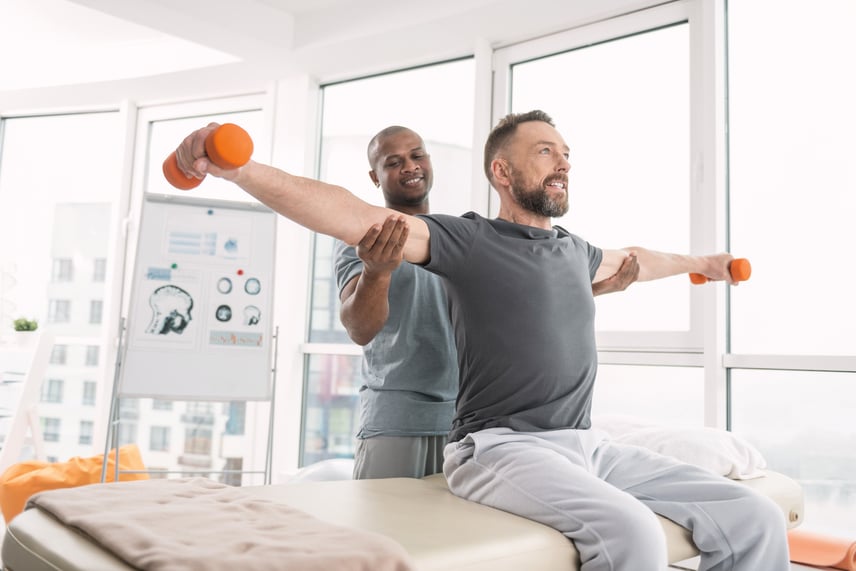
[12,317,38,332]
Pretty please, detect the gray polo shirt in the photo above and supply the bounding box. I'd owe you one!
[417,212,602,442]
[335,241,458,438]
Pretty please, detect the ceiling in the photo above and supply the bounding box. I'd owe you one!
[0,0,656,106]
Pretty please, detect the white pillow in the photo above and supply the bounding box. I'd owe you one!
[592,414,767,480]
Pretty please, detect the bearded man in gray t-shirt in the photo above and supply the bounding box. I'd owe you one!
[335,125,638,481]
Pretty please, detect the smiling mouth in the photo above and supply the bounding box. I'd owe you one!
[402,176,424,187]
[545,178,567,191]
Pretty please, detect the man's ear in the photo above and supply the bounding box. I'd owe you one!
[368,170,380,188]
[491,159,510,186]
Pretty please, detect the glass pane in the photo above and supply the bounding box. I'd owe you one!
[510,24,691,332]
[731,370,856,537]
[0,112,121,463]
[301,354,361,467]
[308,59,476,343]
[146,110,265,202]
[728,0,856,354]
[110,397,263,485]
[592,364,704,427]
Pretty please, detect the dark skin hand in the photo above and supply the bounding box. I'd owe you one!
[339,215,409,345]
[592,253,639,296]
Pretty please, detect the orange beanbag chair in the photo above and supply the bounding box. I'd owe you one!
[0,445,149,523]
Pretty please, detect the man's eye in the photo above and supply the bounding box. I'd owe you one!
[386,161,400,168]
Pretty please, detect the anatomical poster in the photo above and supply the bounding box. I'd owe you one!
[121,195,276,400]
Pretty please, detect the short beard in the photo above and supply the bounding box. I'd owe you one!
[510,174,568,218]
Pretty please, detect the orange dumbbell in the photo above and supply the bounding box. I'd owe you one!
[689,258,752,284]
[162,123,254,190]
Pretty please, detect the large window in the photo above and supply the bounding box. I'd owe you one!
[731,370,856,535]
[0,111,122,464]
[728,0,856,355]
[592,365,704,427]
[495,5,698,351]
[726,0,856,537]
[301,59,476,465]
[0,112,121,328]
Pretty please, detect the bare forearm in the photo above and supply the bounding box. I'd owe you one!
[233,161,381,245]
[340,273,392,345]
[628,247,728,282]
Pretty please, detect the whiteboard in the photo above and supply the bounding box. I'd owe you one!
[121,194,276,400]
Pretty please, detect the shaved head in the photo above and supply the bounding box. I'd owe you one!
[367,126,420,169]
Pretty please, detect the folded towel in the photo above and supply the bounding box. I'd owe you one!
[27,477,415,571]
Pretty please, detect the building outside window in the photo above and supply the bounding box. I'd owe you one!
[224,402,246,435]
[82,381,97,406]
[92,257,107,282]
[152,399,173,411]
[89,299,103,324]
[184,427,213,455]
[51,258,73,282]
[47,299,71,323]
[41,417,61,442]
[150,426,171,452]
[40,378,64,403]
[85,345,99,366]
[49,344,68,365]
[117,422,137,446]
[79,420,94,445]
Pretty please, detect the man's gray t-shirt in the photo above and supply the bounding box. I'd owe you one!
[334,241,458,438]
[417,212,603,443]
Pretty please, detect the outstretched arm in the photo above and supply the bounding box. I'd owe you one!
[174,123,430,264]
[339,216,409,345]
[594,247,737,284]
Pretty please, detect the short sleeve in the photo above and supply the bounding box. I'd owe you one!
[417,213,480,278]
[333,240,364,295]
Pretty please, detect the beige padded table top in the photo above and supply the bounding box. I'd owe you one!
[2,471,803,571]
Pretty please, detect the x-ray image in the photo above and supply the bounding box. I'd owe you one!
[217,277,232,294]
[244,277,261,295]
[244,305,261,326]
[146,285,194,335]
[216,305,232,322]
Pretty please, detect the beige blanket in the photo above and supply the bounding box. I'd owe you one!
[26,477,415,571]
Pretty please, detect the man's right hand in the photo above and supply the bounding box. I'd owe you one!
[356,215,410,278]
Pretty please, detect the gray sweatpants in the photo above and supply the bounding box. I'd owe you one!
[353,434,447,479]
[443,427,788,571]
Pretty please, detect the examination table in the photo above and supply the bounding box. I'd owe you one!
[2,469,803,571]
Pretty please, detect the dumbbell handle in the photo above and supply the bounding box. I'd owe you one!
[162,123,254,190]
[689,258,751,284]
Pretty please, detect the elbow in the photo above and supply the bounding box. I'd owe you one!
[347,329,373,346]
[340,315,375,346]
